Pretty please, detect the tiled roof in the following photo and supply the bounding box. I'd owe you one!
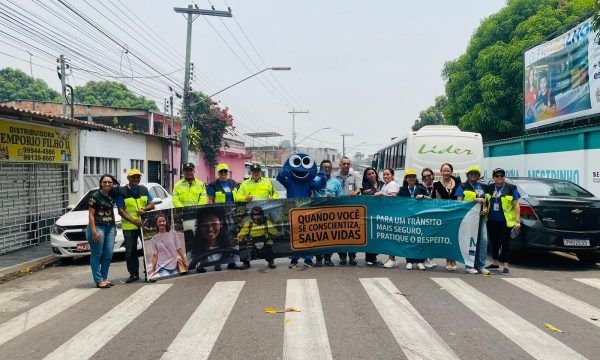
[0,105,107,131]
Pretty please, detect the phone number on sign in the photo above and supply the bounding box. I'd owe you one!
[23,154,55,162]
[22,147,55,155]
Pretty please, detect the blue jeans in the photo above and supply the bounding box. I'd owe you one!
[156,267,179,277]
[467,219,488,269]
[86,224,116,284]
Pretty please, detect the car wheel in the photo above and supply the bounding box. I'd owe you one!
[576,253,599,265]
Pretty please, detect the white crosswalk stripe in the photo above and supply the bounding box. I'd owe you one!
[432,277,587,360]
[503,278,600,328]
[360,277,460,360]
[0,288,99,347]
[574,278,600,290]
[283,279,332,360]
[161,281,245,360]
[43,284,171,360]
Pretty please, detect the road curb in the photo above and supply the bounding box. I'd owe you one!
[0,255,60,284]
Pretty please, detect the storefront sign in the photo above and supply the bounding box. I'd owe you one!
[0,120,72,163]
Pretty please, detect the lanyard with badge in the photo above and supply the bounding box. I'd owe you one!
[408,186,417,198]
[492,185,504,212]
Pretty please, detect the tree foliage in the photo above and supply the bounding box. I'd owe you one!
[0,67,61,102]
[442,0,594,141]
[411,95,448,131]
[187,91,235,167]
[74,81,158,110]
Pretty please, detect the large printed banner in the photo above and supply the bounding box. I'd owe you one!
[524,17,600,130]
[0,119,73,163]
[141,197,480,281]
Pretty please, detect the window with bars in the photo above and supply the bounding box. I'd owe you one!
[130,159,144,173]
[84,157,119,176]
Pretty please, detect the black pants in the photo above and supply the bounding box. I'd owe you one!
[487,220,511,263]
[338,252,356,260]
[315,254,332,261]
[406,258,425,263]
[123,229,141,276]
[365,253,378,263]
[252,245,274,262]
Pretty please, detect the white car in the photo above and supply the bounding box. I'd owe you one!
[50,183,172,260]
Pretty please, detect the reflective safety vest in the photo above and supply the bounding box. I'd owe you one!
[236,177,278,202]
[489,183,518,228]
[209,179,239,204]
[118,185,150,230]
[460,181,491,211]
[173,178,208,207]
[237,219,279,246]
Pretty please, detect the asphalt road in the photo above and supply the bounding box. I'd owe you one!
[0,252,598,360]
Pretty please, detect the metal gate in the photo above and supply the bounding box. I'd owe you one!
[0,162,68,254]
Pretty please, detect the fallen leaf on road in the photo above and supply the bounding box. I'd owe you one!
[483,274,492,278]
[20,267,32,274]
[590,317,598,321]
[285,319,292,325]
[544,323,564,333]
[263,307,300,314]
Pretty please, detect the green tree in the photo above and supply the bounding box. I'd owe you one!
[443,0,594,141]
[412,95,448,131]
[74,81,158,110]
[0,67,61,102]
[187,91,235,167]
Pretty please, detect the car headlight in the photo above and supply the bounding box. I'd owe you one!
[51,225,66,235]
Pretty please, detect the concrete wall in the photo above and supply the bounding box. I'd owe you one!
[77,129,147,198]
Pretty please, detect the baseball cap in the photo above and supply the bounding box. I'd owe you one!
[466,165,481,175]
[182,162,195,170]
[250,163,261,172]
[492,167,506,176]
[216,163,229,172]
[128,168,142,177]
[405,168,417,176]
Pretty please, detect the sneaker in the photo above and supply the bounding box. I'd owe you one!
[485,264,500,270]
[240,261,251,270]
[406,263,413,270]
[478,268,490,275]
[315,259,323,267]
[289,261,298,269]
[451,265,459,271]
[466,267,479,274]
[424,259,436,269]
[324,259,335,267]
[227,263,239,270]
[125,274,139,283]
[349,258,357,266]
[502,268,510,275]
[366,261,375,266]
[417,263,426,270]
[383,259,397,268]
[268,261,276,269]
[197,267,207,273]
[304,259,314,268]
[214,265,222,272]
[339,258,347,266]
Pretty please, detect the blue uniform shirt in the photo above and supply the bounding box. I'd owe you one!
[313,177,344,198]
[488,185,520,222]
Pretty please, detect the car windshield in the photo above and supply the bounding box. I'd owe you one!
[515,180,594,198]
[72,191,96,211]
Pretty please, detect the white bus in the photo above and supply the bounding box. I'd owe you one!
[372,125,483,180]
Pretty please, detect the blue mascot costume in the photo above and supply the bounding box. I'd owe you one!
[277,152,327,268]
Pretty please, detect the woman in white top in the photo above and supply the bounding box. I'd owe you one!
[150,213,187,278]
[376,168,401,268]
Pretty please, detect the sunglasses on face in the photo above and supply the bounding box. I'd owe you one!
[218,170,228,174]
[494,174,505,178]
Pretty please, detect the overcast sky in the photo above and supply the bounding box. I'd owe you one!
[0,0,506,156]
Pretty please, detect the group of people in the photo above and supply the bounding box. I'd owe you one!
[85,156,521,288]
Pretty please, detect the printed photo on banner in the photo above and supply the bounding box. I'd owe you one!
[141,209,189,281]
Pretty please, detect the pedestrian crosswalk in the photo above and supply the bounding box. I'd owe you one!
[0,276,599,360]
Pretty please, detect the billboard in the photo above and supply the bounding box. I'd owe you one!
[0,119,73,163]
[524,17,600,130]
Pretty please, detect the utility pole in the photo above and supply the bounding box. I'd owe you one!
[288,108,309,152]
[59,55,67,117]
[174,5,232,166]
[169,96,175,188]
[340,133,353,157]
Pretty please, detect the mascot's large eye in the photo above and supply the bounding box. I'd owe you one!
[288,155,302,168]
[301,156,314,169]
